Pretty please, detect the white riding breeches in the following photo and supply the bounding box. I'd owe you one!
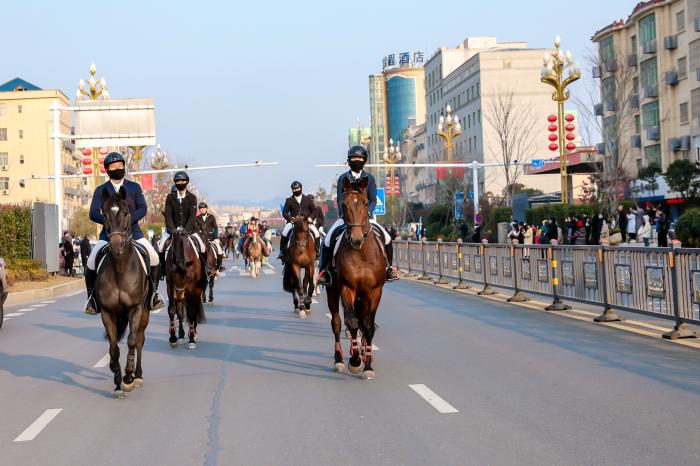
[158,232,206,254]
[324,218,391,246]
[211,238,224,256]
[87,237,160,270]
[282,222,319,238]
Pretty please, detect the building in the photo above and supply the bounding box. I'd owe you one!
[423,37,562,202]
[0,78,87,223]
[348,126,371,147]
[592,0,700,202]
[368,52,426,179]
[399,122,428,204]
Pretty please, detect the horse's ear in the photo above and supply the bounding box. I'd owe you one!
[118,186,127,200]
[359,176,369,191]
[342,177,352,193]
[101,186,111,204]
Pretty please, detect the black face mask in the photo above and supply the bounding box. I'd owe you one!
[292,190,302,197]
[349,160,365,172]
[176,183,187,191]
[107,168,125,181]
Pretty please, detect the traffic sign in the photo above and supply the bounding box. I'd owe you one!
[469,191,474,200]
[532,159,544,169]
[454,192,465,220]
[373,187,385,216]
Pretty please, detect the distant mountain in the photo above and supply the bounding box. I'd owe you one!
[212,196,286,209]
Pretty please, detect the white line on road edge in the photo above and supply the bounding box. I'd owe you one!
[14,409,62,442]
[409,384,459,414]
[16,308,33,312]
[5,313,24,317]
[40,300,56,304]
[93,353,110,368]
[30,304,47,308]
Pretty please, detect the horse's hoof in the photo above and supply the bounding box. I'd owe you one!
[177,338,186,345]
[348,362,363,374]
[121,381,135,392]
[133,378,144,389]
[362,370,376,380]
[344,329,351,339]
[299,310,307,319]
[114,389,126,399]
[188,342,197,350]
[334,362,346,373]
[169,340,178,348]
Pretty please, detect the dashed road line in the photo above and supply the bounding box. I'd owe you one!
[14,409,63,442]
[93,353,110,368]
[262,269,275,275]
[409,384,459,414]
[152,308,162,314]
[5,313,24,317]
[30,304,47,308]
[16,308,33,312]
[40,300,56,304]
[325,313,332,319]
[3,317,12,321]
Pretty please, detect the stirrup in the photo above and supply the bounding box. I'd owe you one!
[150,292,165,311]
[317,270,332,286]
[84,297,98,315]
[385,267,399,282]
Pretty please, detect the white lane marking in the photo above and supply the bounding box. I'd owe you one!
[14,409,63,442]
[409,384,459,414]
[312,298,319,304]
[239,271,248,276]
[93,353,110,368]
[325,313,331,319]
[66,289,84,297]
[30,304,47,308]
[262,269,275,275]
[40,300,56,304]
[16,308,34,312]
[5,313,24,317]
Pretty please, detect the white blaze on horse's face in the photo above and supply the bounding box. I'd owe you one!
[111,206,119,213]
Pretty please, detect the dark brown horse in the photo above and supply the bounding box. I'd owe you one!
[282,215,316,318]
[326,177,386,379]
[95,187,150,397]
[165,232,206,349]
[202,241,218,305]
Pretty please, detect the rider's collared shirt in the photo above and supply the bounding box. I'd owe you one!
[177,190,187,202]
[110,179,124,193]
[294,195,302,204]
[350,170,362,180]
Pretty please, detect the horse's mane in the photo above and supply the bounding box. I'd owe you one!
[172,232,186,265]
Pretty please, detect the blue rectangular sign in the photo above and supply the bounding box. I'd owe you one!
[373,188,385,216]
[532,159,544,169]
[454,192,465,220]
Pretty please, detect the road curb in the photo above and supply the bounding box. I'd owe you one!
[5,279,84,306]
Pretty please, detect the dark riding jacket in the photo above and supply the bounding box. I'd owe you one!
[195,214,219,241]
[164,190,198,234]
[282,194,316,222]
[310,205,325,230]
[336,170,377,214]
[89,180,147,241]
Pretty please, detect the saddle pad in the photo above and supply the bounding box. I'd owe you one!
[331,224,385,261]
[96,241,150,276]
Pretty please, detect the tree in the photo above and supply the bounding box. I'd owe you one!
[314,184,328,202]
[485,90,537,206]
[67,208,93,237]
[511,183,544,198]
[637,162,661,198]
[664,159,700,199]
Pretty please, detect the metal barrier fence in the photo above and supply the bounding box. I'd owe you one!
[395,240,700,339]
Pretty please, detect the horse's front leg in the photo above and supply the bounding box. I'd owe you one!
[168,300,178,347]
[326,284,344,372]
[101,311,124,397]
[340,286,362,373]
[121,305,143,392]
[208,276,214,303]
[303,265,313,311]
[360,287,382,380]
[176,301,186,344]
[134,306,149,388]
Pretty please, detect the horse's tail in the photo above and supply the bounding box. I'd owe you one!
[282,263,298,293]
[186,299,207,325]
[104,313,129,342]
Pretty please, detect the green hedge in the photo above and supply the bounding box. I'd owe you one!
[0,206,31,265]
[675,208,700,247]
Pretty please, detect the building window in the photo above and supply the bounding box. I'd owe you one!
[468,114,471,128]
[677,10,685,33]
[17,105,22,114]
[691,87,700,123]
[600,36,615,63]
[0,103,5,116]
[635,115,641,134]
[678,56,687,80]
[639,13,657,45]
[642,101,660,129]
[0,128,6,141]
[644,144,661,167]
[631,35,637,54]
[18,129,23,139]
[0,152,7,165]
[19,154,24,164]
[632,77,639,95]
[640,57,658,90]
[603,76,616,106]
[478,109,481,124]
[636,159,642,172]
[0,177,8,190]
[681,102,689,125]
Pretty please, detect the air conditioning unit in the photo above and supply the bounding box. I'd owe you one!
[628,53,638,67]
[630,94,640,109]
[594,103,604,116]
[644,85,659,99]
[1,190,8,196]
[604,60,617,72]
[665,70,679,86]
[643,40,657,54]
[604,99,617,112]
[596,143,606,155]
[669,137,682,151]
[681,135,691,150]
[664,35,678,50]
[631,135,642,148]
[647,126,661,141]
[592,66,601,79]
[0,165,7,171]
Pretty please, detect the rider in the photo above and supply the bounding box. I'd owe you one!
[242,217,269,258]
[84,152,165,314]
[317,145,399,285]
[278,181,319,262]
[194,202,226,272]
[309,204,326,251]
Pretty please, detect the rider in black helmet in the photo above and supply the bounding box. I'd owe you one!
[279,180,319,262]
[195,201,226,272]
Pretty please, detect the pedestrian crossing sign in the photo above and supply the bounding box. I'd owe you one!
[374,188,385,216]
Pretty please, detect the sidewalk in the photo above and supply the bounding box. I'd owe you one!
[5,276,84,306]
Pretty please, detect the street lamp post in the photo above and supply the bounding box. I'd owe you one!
[383,139,402,222]
[76,62,110,191]
[540,35,581,205]
[437,104,462,162]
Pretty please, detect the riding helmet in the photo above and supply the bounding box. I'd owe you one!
[199,202,208,209]
[291,181,302,191]
[347,145,368,160]
[173,171,189,183]
[103,152,126,169]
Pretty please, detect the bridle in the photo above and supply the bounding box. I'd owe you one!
[293,217,310,248]
[105,209,132,249]
[343,192,371,242]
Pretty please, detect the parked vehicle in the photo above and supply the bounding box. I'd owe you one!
[0,257,8,328]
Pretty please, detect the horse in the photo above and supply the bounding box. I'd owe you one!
[165,231,207,349]
[282,215,316,318]
[325,177,386,380]
[245,229,264,278]
[202,241,218,305]
[95,187,151,398]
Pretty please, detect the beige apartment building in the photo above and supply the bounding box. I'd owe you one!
[0,78,88,221]
[592,0,700,200]
[423,37,564,204]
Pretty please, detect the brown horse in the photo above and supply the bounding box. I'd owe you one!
[202,241,218,305]
[246,229,264,278]
[95,187,150,397]
[282,215,316,318]
[165,232,206,349]
[326,177,386,379]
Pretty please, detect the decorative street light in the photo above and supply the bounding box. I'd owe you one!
[540,35,581,205]
[383,138,402,220]
[76,62,110,192]
[437,104,462,162]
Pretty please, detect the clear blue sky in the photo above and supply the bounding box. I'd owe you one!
[4,0,632,205]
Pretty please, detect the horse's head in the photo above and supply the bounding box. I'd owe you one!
[293,214,310,234]
[101,186,131,257]
[341,177,370,250]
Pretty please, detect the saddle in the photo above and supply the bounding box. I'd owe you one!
[95,241,150,275]
[330,224,385,264]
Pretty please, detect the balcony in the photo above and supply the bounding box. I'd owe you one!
[644,84,659,99]
[604,99,617,112]
[665,70,679,86]
[647,126,660,141]
[668,137,681,151]
[695,17,700,32]
[594,103,604,116]
[631,134,642,148]
[642,40,657,54]
[63,163,77,175]
[596,143,606,155]
[681,135,691,151]
[628,53,638,67]
[630,94,640,109]
[664,35,678,50]
[604,59,617,73]
[592,66,601,79]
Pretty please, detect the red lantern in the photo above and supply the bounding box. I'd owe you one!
[548,134,558,142]
[565,133,576,141]
[565,114,575,122]
[99,147,109,155]
[548,143,558,151]
[100,167,106,174]
[548,124,558,132]
[565,123,575,131]
[82,148,92,156]
[99,157,105,164]
[566,143,576,151]
[547,115,557,122]
[83,166,93,175]
[82,157,92,165]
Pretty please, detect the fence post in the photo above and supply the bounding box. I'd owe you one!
[545,245,570,311]
[594,246,622,322]
[508,244,526,302]
[478,244,495,295]
[404,239,417,278]
[454,243,469,289]
[662,249,698,339]
[434,240,448,284]
[417,240,431,280]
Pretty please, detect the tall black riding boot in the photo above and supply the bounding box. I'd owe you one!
[158,252,166,280]
[278,235,288,261]
[315,237,321,256]
[217,254,225,272]
[385,242,399,282]
[317,245,333,286]
[84,268,98,315]
[149,265,165,310]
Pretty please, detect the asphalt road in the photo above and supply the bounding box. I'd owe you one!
[1,257,700,465]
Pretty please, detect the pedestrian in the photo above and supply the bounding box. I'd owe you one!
[547,218,558,244]
[459,221,469,242]
[656,209,668,247]
[626,210,637,243]
[80,234,92,271]
[638,215,652,246]
[600,216,610,244]
[617,205,628,243]
[63,232,75,277]
[389,224,398,241]
[507,221,519,244]
[583,214,592,244]
[591,212,602,245]
[522,223,533,245]
[517,222,525,244]
[575,217,587,245]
